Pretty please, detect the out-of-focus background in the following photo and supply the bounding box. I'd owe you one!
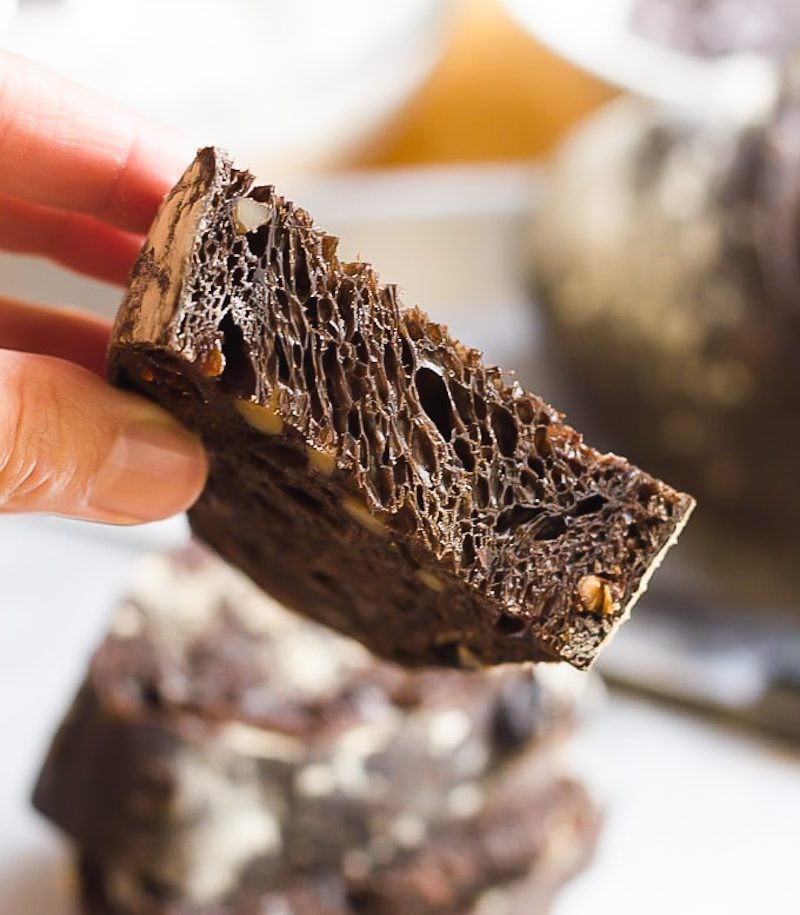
[2,0,800,912]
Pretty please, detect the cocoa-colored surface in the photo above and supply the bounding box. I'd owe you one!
[109,148,692,669]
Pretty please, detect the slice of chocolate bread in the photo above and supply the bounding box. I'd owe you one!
[108,147,693,669]
[76,778,597,915]
[33,546,599,915]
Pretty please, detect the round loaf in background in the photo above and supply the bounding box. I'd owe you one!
[531,94,800,612]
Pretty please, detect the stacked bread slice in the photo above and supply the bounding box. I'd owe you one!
[34,546,599,915]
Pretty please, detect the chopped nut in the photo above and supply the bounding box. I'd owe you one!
[577,575,615,616]
[414,568,445,592]
[342,498,387,536]
[456,644,484,670]
[235,397,284,435]
[196,346,225,378]
[232,197,273,234]
[306,445,336,477]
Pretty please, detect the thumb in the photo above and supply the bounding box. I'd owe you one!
[0,349,207,524]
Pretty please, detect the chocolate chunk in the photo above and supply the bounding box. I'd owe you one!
[108,147,693,669]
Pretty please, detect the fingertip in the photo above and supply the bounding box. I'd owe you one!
[0,350,209,524]
[89,416,208,524]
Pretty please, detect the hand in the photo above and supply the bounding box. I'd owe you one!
[0,52,207,524]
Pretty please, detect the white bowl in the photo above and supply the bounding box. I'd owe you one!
[502,0,778,123]
[2,0,450,172]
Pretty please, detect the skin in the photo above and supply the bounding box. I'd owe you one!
[0,51,208,524]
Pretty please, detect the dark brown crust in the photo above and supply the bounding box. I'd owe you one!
[108,147,693,669]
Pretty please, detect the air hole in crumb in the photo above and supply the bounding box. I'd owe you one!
[516,398,536,424]
[412,426,438,475]
[475,476,490,508]
[461,535,476,568]
[400,336,416,376]
[637,482,657,503]
[302,346,316,391]
[450,381,473,423]
[245,224,269,258]
[219,312,256,395]
[573,494,608,517]
[415,367,454,441]
[532,515,568,541]
[352,331,369,365]
[453,437,475,472]
[495,613,526,636]
[383,344,399,384]
[295,247,311,300]
[273,336,291,384]
[495,503,545,534]
[527,454,546,478]
[348,407,362,439]
[491,405,518,457]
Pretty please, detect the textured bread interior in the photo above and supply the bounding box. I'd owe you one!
[109,147,693,670]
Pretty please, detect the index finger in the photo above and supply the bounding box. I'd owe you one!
[0,51,195,234]
[0,295,110,378]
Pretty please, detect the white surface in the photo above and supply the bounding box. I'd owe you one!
[0,515,190,915]
[503,0,778,123]
[1,165,799,913]
[555,696,800,914]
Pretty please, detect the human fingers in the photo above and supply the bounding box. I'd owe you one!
[0,296,111,378]
[0,194,144,286]
[0,51,193,235]
[0,349,207,523]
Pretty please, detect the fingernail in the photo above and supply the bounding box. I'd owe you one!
[90,420,207,522]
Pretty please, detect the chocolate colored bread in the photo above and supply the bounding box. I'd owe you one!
[108,147,693,669]
[76,777,596,915]
[34,547,598,915]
